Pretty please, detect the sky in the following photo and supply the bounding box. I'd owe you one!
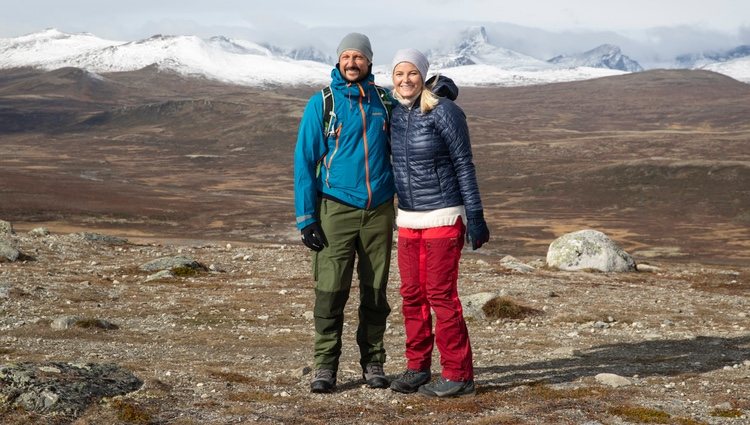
[1,0,749,66]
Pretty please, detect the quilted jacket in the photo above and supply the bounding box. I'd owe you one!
[390,81,483,214]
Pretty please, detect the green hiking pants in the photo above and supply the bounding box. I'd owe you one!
[312,198,394,371]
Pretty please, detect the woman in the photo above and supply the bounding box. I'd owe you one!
[388,48,490,397]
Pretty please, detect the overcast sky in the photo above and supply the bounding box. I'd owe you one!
[2,0,749,66]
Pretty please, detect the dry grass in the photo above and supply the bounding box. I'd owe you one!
[482,297,542,320]
[109,399,153,424]
[608,405,672,423]
[709,408,744,418]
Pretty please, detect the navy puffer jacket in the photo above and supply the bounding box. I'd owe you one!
[390,79,483,214]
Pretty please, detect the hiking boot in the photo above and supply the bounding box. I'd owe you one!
[310,369,336,393]
[362,363,389,389]
[418,377,476,397]
[390,369,431,394]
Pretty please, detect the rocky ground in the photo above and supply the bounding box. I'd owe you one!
[1,225,748,424]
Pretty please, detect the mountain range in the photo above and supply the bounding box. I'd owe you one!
[1,28,749,87]
[548,44,643,72]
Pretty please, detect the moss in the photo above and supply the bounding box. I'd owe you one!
[710,408,743,418]
[75,318,119,330]
[110,399,152,424]
[208,370,258,385]
[171,266,200,277]
[482,296,541,320]
[675,418,709,425]
[609,405,671,423]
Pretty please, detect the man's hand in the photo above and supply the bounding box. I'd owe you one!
[301,222,328,252]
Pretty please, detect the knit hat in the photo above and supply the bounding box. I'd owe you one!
[337,33,373,62]
[391,48,429,80]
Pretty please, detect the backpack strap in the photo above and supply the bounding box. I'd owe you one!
[373,85,392,122]
[316,86,335,178]
[321,85,335,137]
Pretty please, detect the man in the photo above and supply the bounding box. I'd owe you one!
[294,33,395,393]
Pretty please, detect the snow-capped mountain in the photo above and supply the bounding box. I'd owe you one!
[380,26,626,86]
[548,44,643,72]
[0,28,121,67]
[0,29,331,86]
[675,45,750,68]
[702,55,750,83]
[9,27,748,87]
[426,26,553,71]
[260,43,332,64]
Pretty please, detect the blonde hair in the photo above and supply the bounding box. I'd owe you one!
[392,73,440,113]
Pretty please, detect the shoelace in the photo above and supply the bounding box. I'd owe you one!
[402,369,420,379]
[315,369,335,380]
[367,364,384,375]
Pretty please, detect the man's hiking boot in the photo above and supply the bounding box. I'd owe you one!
[418,377,476,397]
[362,363,389,389]
[310,369,336,393]
[389,369,431,393]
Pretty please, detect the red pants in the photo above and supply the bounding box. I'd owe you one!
[397,220,474,381]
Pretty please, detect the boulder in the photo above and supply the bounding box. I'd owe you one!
[0,362,142,416]
[78,232,128,245]
[139,256,207,272]
[595,373,633,388]
[499,255,535,273]
[0,220,13,236]
[546,229,636,272]
[29,227,50,237]
[461,292,501,320]
[0,240,20,262]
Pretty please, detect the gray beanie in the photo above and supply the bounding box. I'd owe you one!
[391,48,429,80]
[337,33,373,62]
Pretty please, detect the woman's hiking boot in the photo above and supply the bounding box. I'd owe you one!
[418,377,475,397]
[389,369,431,393]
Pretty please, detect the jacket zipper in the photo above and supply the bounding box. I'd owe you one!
[324,124,342,188]
[405,105,413,205]
[357,83,373,209]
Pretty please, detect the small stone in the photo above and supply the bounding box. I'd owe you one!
[303,311,314,320]
[145,270,174,282]
[595,373,632,388]
[51,316,81,330]
[29,227,50,237]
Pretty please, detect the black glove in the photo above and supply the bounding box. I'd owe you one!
[301,222,328,252]
[466,210,490,250]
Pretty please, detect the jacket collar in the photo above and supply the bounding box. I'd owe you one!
[330,67,375,97]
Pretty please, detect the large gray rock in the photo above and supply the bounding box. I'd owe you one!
[546,229,636,272]
[0,362,142,416]
[0,240,20,262]
[139,256,207,272]
[78,232,128,245]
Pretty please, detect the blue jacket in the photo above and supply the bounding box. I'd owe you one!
[390,87,483,214]
[294,68,395,230]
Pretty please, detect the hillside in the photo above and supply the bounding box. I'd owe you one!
[1,67,748,264]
